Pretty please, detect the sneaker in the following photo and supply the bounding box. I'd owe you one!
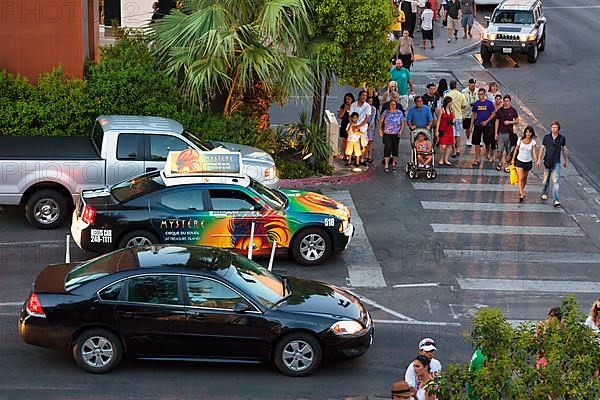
[418,163,424,168]
[466,138,472,146]
[448,38,452,43]
[425,165,431,169]
[505,167,510,173]
[541,194,547,200]
[553,200,561,207]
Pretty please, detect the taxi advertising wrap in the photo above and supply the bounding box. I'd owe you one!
[71,150,353,265]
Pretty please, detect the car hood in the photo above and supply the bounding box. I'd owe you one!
[208,141,274,166]
[280,190,350,221]
[488,24,535,34]
[278,277,365,322]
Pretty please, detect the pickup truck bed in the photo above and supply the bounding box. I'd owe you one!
[0,136,100,160]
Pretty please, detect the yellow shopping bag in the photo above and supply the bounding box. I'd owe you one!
[509,164,518,185]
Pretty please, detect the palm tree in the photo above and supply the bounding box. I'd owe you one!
[149,0,314,127]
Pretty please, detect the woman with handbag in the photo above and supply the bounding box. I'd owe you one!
[435,96,455,166]
[511,126,539,202]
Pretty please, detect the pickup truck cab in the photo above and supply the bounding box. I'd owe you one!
[0,115,278,229]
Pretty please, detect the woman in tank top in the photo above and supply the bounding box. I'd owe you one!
[511,125,539,202]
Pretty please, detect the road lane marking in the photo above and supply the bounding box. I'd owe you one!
[351,293,415,321]
[0,240,65,246]
[0,302,22,307]
[324,191,387,288]
[456,278,600,293]
[444,250,600,263]
[392,282,440,288]
[434,168,509,177]
[422,201,564,213]
[545,6,600,9]
[431,224,584,236]
[374,319,461,327]
[413,182,544,192]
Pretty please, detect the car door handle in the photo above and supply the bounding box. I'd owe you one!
[188,313,206,322]
[117,311,134,318]
[146,167,158,172]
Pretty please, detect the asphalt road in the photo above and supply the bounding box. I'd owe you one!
[476,0,600,189]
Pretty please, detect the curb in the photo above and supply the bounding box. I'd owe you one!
[434,21,484,59]
[279,164,376,189]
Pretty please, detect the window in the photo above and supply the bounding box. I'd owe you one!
[111,172,165,203]
[149,135,189,161]
[127,275,179,305]
[249,179,285,209]
[157,189,205,211]
[185,277,245,310]
[98,281,124,301]
[117,134,139,160]
[209,189,258,211]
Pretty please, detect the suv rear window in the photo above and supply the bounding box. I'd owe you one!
[111,171,165,203]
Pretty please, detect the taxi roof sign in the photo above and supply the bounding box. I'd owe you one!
[164,148,243,177]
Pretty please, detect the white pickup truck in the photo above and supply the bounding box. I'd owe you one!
[0,115,278,229]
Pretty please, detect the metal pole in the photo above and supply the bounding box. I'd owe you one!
[268,240,277,271]
[248,222,255,260]
[65,234,71,263]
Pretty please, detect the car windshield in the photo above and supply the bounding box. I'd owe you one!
[493,10,534,24]
[182,130,215,151]
[111,172,165,203]
[225,255,286,308]
[249,178,286,209]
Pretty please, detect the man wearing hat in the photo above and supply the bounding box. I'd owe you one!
[462,78,478,147]
[390,381,415,399]
[404,338,442,389]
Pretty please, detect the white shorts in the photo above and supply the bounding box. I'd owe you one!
[359,132,368,147]
[399,95,409,112]
[453,119,463,137]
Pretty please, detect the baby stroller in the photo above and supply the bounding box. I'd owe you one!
[405,128,437,180]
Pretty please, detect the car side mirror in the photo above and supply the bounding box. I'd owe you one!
[536,17,546,25]
[484,15,491,25]
[234,302,251,313]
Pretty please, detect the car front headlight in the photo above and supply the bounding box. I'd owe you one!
[521,33,537,41]
[330,320,364,335]
[483,30,496,40]
[339,219,349,233]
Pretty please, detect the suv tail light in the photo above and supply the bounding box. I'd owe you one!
[81,204,96,225]
[26,293,46,318]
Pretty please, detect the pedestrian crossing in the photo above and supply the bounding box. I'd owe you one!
[411,153,600,323]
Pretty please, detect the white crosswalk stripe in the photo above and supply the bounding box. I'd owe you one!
[422,201,564,213]
[413,182,544,192]
[444,250,600,263]
[434,168,509,177]
[431,224,584,236]
[456,278,600,294]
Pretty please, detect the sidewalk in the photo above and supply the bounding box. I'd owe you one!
[412,17,484,62]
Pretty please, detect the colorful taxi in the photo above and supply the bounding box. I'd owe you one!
[71,149,354,265]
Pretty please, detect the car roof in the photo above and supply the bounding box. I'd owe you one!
[497,0,539,10]
[97,115,184,134]
[160,171,251,188]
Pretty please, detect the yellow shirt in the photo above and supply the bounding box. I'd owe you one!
[391,10,405,31]
[448,89,467,120]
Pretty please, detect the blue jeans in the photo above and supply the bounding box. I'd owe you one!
[542,163,561,201]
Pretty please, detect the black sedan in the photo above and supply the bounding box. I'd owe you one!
[19,245,373,376]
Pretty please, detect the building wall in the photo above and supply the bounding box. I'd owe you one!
[0,0,99,83]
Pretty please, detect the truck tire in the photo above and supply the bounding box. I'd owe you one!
[25,190,68,229]
[539,33,546,51]
[527,44,539,63]
[291,227,332,266]
[481,45,492,63]
[118,230,159,248]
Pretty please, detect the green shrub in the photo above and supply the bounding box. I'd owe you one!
[87,35,180,118]
[274,155,313,179]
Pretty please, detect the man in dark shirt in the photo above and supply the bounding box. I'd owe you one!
[445,0,462,42]
[537,121,568,207]
[422,82,439,122]
[495,95,519,172]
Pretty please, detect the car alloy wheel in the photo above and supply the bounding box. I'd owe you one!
[81,336,114,369]
[299,234,326,262]
[126,236,152,247]
[282,339,314,372]
[33,198,60,225]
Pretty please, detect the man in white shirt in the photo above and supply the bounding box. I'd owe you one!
[350,90,372,165]
[404,338,442,389]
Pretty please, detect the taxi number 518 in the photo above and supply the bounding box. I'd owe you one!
[324,218,335,227]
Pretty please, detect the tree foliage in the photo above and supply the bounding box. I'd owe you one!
[434,295,600,400]
[149,0,314,114]
[311,0,395,88]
